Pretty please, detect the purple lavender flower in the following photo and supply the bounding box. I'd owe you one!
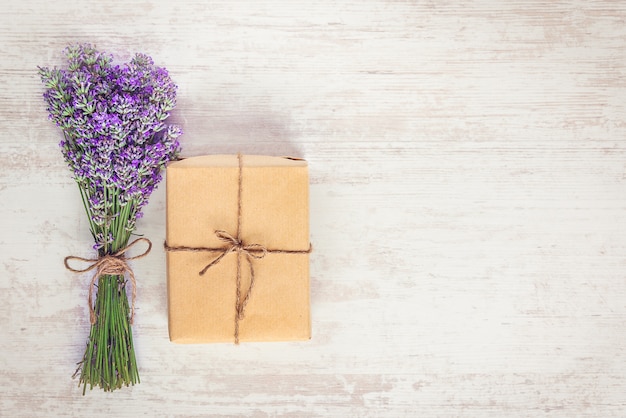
[38,44,181,253]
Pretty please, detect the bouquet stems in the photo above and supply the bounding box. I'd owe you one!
[74,184,141,394]
[76,275,139,394]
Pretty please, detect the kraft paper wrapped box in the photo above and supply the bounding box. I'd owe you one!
[165,154,311,343]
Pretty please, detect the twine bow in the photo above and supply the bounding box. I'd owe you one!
[199,230,267,276]
[199,230,267,340]
[64,237,152,325]
[164,153,312,344]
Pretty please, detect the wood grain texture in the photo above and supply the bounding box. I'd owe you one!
[1,0,625,416]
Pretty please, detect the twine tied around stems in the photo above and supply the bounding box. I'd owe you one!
[163,153,312,344]
[64,237,152,325]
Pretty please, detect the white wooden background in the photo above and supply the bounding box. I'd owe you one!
[1,1,625,416]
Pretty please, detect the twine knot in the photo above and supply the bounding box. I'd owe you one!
[64,237,152,325]
[95,254,131,276]
[198,230,267,276]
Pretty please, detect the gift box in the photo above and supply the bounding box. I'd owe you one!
[165,154,311,343]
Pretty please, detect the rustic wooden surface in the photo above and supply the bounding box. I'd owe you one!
[1,1,625,416]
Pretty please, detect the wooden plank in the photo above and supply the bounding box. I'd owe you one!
[1,0,625,416]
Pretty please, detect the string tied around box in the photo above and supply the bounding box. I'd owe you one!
[163,153,312,344]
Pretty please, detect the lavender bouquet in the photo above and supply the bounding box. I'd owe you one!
[38,44,181,393]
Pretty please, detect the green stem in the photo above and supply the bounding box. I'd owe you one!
[75,183,140,394]
[77,184,98,243]
[79,275,139,394]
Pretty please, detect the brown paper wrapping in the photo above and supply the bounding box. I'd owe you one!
[165,155,311,343]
